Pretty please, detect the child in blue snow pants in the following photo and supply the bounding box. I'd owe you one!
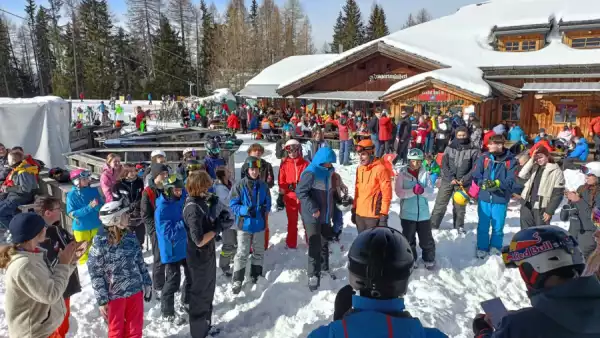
[477,201,508,251]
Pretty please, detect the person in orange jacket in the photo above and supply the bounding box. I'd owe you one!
[351,139,392,233]
[278,139,309,249]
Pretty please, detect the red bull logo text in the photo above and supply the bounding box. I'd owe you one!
[506,240,556,262]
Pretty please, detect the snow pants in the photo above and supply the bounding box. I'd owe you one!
[520,203,549,230]
[219,228,237,274]
[333,206,343,237]
[149,232,165,291]
[187,240,216,338]
[339,140,353,165]
[233,230,265,279]
[305,222,332,278]
[107,292,143,338]
[371,134,381,159]
[430,181,466,230]
[73,227,100,265]
[284,193,303,248]
[401,219,435,263]
[477,201,508,251]
[48,298,70,338]
[161,259,191,317]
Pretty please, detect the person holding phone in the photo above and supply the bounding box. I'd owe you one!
[2,213,83,338]
[473,226,600,338]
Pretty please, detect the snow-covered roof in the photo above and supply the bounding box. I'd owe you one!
[245,54,339,86]
[384,68,491,98]
[277,0,600,97]
[0,96,66,104]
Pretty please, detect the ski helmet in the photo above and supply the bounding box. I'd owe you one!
[164,174,185,198]
[348,226,414,299]
[183,148,196,157]
[70,168,91,187]
[502,226,585,291]
[99,200,129,226]
[355,139,375,154]
[581,162,600,178]
[245,156,262,169]
[206,139,221,156]
[151,150,166,159]
[407,148,424,161]
[452,187,471,207]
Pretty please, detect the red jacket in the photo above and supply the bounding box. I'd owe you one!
[135,111,145,130]
[591,117,600,135]
[227,114,240,129]
[278,156,309,195]
[482,130,496,151]
[415,127,428,145]
[335,119,355,141]
[378,116,393,141]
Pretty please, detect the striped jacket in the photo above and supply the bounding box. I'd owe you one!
[87,231,152,305]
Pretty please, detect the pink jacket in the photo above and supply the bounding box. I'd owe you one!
[100,164,120,202]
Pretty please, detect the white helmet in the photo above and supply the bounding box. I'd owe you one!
[99,200,129,226]
[583,162,600,177]
[183,148,195,156]
[151,150,166,158]
[284,139,300,148]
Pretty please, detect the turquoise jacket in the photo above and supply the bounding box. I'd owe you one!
[395,166,433,222]
[66,186,104,231]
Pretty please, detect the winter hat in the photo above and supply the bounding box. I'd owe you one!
[9,213,46,244]
[151,163,169,178]
[534,146,551,158]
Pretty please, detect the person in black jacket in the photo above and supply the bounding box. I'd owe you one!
[34,196,82,337]
[394,111,411,164]
[140,163,170,298]
[367,113,380,158]
[430,127,479,233]
[183,171,230,337]
[113,163,146,246]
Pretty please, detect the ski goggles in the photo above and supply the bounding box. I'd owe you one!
[581,166,597,177]
[166,174,179,185]
[209,147,221,154]
[76,170,92,180]
[284,145,300,152]
[355,145,375,153]
[187,163,205,171]
[246,158,262,169]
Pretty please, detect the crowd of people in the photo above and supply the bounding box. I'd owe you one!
[2,104,600,338]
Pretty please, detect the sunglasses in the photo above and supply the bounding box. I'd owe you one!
[355,145,374,153]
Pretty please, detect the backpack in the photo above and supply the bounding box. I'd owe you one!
[144,186,157,208]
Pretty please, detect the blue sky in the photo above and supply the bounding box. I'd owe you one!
[3,0,479,47]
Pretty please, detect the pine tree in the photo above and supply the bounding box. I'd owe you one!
[416,8,432,24]
[248,0,260,71]
[199,0,216,94]
[340,0,365,51]
[24,0,43,94]
[168,0,193,56]
[296,15,315,55]
[283,0,302,56]
[330,11,344,53]
[259,0,283,66]
[0,17,22,96]
[113,27,144,97]
[366,4,389,41]
[151,15,190,95]
[35,7,54,94]
[222,0,249,89]
[403,13,417,29]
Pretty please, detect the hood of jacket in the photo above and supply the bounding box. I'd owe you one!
[306,147,336,180]
[532,276,600,333]
[578,137,589,146]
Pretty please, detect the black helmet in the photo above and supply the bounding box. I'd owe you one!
[206,139,221,156]
[502,226,585,292]
[186,159,205,172]
[245,156,261,169]
[348,226,414,299]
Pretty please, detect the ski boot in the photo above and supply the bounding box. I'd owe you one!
[232,268,245,294]
[490,247,502,256]
[308,276,320,292]
[221,266,233,278]
[250,265,262,284]
[424,260,436,271]
[476,250,488,259]
[457,227,466,235]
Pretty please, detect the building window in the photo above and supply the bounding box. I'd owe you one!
[501,103,521,121]
[505,41,520,51]
[521,40,537,51]
[554,104,578,123]
[572,37,600,49]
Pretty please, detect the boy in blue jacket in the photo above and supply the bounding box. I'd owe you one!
[296,146,337,291]
[204,139,226,180]
[229,156,271,295]
[154,175,190,322]
[472,135,517,259]
[309,226,447,338]
[66,168,104,264]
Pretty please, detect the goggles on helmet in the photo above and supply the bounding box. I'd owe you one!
[581,166,597,176]
[285,144,300,152]
[76,170,92,180]
[166,174,179,185]
[355,145,375,153]
[187,163,204,172]
[246,159,262,169]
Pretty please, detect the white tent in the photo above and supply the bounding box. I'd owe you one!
[0,96,71,167]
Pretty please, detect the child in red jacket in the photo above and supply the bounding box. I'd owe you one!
[227,113,240,135]
[415,122,429,151]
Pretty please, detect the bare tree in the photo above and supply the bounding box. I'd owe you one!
[296,15,315,55]
[168,0,193,56]
[416,8,432,24]
[282,0,302,56]
[403,13,417,29]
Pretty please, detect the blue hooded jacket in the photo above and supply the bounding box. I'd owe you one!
[296,147,337,225]
[309,296,447,338]
[249,116,259,131]
[229,176,271,233]
[66,186,104,231]
[154,192,187,264]
[472,150,517,204]
[508,126,528,145]
[204,155,226,179]
[567,138,590,161]
[479,276,600,338]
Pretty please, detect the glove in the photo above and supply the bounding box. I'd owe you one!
[412,183,425,195]
[481,179,500,191]
[276,193,285,211]
[288,184,296,192]
[143,285,152,302]
[472,314,493,335]
[207,193,219,206]
[379,214,388,227]
[351,208,356,224]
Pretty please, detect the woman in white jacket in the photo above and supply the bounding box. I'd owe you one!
[1,213,83,338]
[214,166,236,276]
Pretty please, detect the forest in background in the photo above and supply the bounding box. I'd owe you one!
[0,0,431,98]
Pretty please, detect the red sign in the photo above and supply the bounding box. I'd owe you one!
[418,89,449,102]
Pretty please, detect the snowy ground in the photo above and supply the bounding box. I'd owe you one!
[0,132,584,338]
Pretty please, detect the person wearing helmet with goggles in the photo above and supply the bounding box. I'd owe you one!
[472,134,518,259]
[112,163,146,246]
[308,226,448,338]
[204,139,226,180]
[66,168,104,264]
[564,162,600,259]
[278,139,309,249]
[143,149,168,188]
[177,148,198,179]
[472,226,600,338]
[275,126,295,160]
[352,139,392,232]
[396,148,436,270]
[88,199,152,337]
